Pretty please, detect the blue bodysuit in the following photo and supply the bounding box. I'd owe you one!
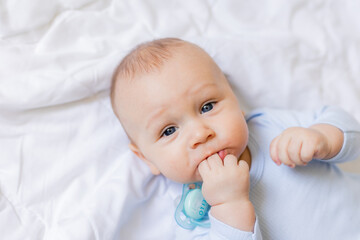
[175,106,360,239]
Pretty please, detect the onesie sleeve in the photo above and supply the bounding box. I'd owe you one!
[311,106,360,163]
[204,211,262,240]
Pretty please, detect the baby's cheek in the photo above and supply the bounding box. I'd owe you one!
[161,163,190,183]
[230,128,248,156]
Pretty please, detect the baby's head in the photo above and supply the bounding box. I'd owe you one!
[111,38,249,183]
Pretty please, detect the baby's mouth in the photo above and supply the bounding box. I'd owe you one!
[218,150,226,161]
[200,149,227,165]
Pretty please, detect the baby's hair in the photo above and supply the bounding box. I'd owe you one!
[110,38,186,111]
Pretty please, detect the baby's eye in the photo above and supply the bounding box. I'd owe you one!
[201,102,215,114]
[161,126,177,137]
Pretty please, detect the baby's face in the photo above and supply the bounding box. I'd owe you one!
[117,45,248,183]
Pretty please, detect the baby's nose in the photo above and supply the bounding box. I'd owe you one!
[189,123,215,149]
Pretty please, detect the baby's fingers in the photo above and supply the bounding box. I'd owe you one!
[198,160,210,178]
[288,140,307,166]
[223,154,238,167]
[300,140,316,163]
[207,154,223,169]
[238,159,250,173]
[270,136,281,165]
[277,140,295,167]
[271,135,296,168]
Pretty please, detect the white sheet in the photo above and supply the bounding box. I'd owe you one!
[1,0,360,239]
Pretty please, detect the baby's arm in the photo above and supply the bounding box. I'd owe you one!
[198,154,255,231]
[270,124,344,167]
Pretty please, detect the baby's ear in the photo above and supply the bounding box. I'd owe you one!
[129,143,161,175]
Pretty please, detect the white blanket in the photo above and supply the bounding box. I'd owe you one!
[1,0,360,239]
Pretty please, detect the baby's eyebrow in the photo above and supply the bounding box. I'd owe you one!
[145,83,217,130]
[145,107,166,130]
[186,83,217,96]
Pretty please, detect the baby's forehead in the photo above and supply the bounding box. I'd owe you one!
[116,44,206,87]
[112,39,220,114]
[119,41,193,79]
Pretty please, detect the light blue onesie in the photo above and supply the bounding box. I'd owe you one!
[176,106,360,239]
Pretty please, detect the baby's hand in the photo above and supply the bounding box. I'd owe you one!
[198,154,250,207]
[198,153,255,231]
[270,127,331,167]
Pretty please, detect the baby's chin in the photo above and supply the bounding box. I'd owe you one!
[183,172,203,184]
[165,172,202,184]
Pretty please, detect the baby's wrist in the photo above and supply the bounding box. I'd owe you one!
[212,198,252,211]
[211,199,255,231]
[309,124,343,159]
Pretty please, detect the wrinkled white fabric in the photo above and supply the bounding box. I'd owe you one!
[1,0,360,239]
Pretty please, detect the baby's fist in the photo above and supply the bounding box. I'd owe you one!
[198,154,250,206]
[270,127,331,167]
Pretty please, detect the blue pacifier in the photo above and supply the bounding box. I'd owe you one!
[175,182,210,229]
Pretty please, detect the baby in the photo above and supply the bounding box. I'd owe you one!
[110,38,360,239]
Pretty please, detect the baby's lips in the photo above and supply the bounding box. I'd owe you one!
[218,150,226,161]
